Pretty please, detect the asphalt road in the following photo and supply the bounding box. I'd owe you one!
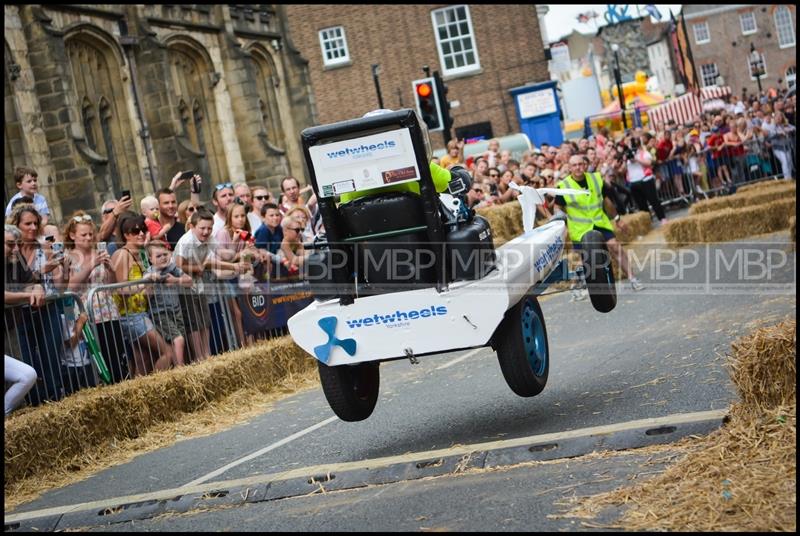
[7,232,796,531]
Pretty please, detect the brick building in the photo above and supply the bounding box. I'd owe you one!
[284,4,550,149]
[684,5,796,93]
[4,5,315,223]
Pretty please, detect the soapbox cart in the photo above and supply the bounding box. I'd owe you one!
[287,110,617,421]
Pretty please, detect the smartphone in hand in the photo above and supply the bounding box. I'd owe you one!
[121,189,131,200]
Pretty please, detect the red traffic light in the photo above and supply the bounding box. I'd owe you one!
[416,82,432,98]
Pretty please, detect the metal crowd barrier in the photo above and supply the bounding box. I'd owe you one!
[654,132,795,210]
[4,291,98,408]
[86,276,242,378]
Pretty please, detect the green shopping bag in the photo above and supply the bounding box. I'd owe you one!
[83,323,112,385]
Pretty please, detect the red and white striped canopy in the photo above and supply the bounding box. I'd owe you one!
[648,86,732,128]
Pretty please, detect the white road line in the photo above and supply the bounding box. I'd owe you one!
[436,348,487,370]
[182,415,339,488]
[7,409,728,524]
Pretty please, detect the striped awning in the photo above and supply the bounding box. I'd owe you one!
[648,86,732,127]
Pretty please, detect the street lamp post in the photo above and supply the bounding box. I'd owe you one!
[371,64,384,109]
[749,43,764,96]
[611,43,628,131]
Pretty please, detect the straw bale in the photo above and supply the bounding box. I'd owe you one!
[4,337,315,487]
[555,320,797,532]
[696,198,796,244]
[689,182,796,215]
[790,216,796,245]
[477,201,522,246]
[736,179,791,194]
[666,197,796,248]
[615,211,652,244]
[663,218,702,248]
[727,320,796,415]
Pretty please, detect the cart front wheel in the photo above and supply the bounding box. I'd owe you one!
[318,361,380,422]
[580,230,617,313]
[494,295,549,397]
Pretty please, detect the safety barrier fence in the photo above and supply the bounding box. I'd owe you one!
[4,271,302,410]
[653,132,795,209]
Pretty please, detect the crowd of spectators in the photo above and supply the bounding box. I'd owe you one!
[4,167,319,413]
[3,87,795,414]
[432,88,796,224]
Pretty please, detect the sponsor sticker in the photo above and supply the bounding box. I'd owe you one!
[382,166,417,184]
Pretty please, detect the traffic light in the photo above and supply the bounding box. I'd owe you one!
[412,77,443,131]
[432,71,454,145]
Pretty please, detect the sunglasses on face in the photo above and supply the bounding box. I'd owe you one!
[125,226,146,235]
[472,188,484,193]
[102,207,115,215]
[489,173,499,178]
[253,195,270,201]
[215,183,233,191]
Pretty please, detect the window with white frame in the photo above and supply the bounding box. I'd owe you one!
[740,11,757,35]
[786,66,796,89]
[774,6,795,48]
[693,21,710,44]
[748,51,767,80]
[431,5,480,76]
[700,63,719,87]
[318,26,349,67]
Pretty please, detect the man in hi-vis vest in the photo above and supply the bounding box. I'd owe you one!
[554,155,644,295]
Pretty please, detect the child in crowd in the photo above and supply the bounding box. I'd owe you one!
[145,239,192,367]
[5,166,51,225]
[140,195,171,243]
[278,215,307,275]
[254,202,283,257]
[60,308,95,396]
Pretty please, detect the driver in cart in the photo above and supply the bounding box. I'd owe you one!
[553,154,645,297]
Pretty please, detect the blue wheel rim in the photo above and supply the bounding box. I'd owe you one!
[521,300,547,377]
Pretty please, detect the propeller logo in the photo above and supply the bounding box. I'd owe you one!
[314,317,357,364]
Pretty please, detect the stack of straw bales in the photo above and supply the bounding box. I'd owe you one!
[689,182,795,215]
[476,203,651,247]
[735,180,790,194]
[561,320,796,531]
[665,192,796,248]
[4,337,315,487]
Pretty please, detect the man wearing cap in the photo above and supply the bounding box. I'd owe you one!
[554,155,644,294]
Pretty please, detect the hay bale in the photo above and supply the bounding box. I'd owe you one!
[667,197,796,247]
[689,182,796,215]
[790,216,796,245]
[616,211,652,244]
[728,320,796,414]
[557,320,797,532]
[735,179,789,194]
[696,198,796,244]
[477,201,523,246]
[4,337,315,487]
[664,218,702,248]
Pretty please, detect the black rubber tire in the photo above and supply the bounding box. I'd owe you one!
[494,295,549,397]
[317,361,380,422]
[580,230,617,313]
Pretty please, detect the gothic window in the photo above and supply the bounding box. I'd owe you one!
[168,42,225,184]
[65,31,138,197]
[250,48,285,151]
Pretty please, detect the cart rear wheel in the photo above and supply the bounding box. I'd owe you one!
[494,295,549,397]
[317,361,380,422]
[580,230,617,313]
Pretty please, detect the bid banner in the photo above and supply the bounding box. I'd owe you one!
[238,276,313,335]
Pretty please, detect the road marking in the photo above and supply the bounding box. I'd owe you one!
[6,409,727,524]
[182,415,339,488]
[436,348,486,370]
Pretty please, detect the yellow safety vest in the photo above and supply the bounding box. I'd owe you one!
[557,172,613,243]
